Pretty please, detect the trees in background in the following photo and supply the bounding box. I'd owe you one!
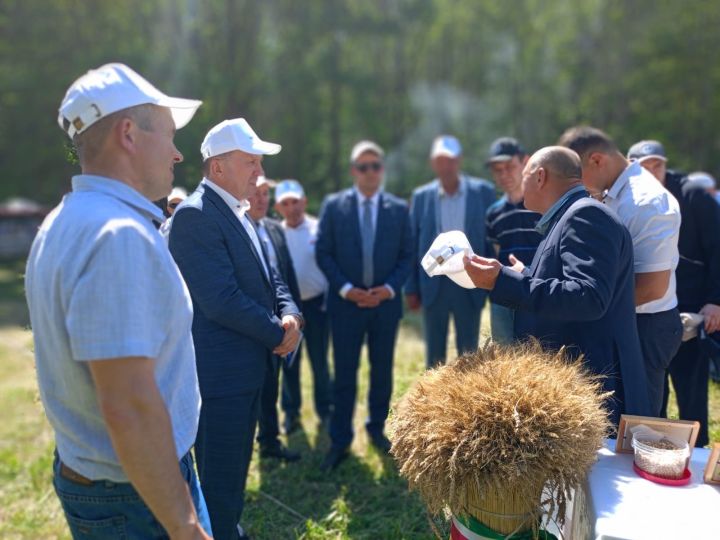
[1,0,717,208]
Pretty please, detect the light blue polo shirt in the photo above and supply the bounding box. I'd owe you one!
[25,175,201,482]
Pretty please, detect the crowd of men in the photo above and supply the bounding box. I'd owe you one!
[24,63,720,539]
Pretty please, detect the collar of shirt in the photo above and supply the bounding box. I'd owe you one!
[535,184,587,235]
[283,215,309,230]
[71,174,164,224]
[437,175,467,198]
[202,177,250,217]
[605,161,640,203]
[354,186,381,207]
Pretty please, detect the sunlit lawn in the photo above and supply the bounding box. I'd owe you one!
[0,259,718,539]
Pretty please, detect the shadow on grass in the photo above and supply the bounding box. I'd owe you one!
[245,423,433,539]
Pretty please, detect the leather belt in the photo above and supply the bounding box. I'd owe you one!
[59,462,94,486]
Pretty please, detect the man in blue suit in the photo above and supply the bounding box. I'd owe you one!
[169,119,302,540]
[316,140,413,471]
[247,176,302,462]
[463,146,651,424]
[405,135,496,367]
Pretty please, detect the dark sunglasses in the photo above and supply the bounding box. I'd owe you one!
[168,202,180,209]
[354,162,383,173]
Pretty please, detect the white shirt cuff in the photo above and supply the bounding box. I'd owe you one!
[339,282,353,298]
[384,284,395,299]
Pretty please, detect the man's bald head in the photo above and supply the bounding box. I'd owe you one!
[521,146,584,214]
[530,146,583,183]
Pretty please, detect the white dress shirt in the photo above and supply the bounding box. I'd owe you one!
[339,188,394,299]
[437,176,467,233]
[282,215,328,301]
[202,178,270,280]
[604,162,681,313]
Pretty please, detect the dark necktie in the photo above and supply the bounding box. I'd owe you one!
[361,198,374,288]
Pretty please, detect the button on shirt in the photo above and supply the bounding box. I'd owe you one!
[437,176,467,233]
[25,175,200,482]
[201,178,270,280]
[283,215,328,301]
[604,162,681,314]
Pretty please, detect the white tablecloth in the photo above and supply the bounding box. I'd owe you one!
[585,439,719,539]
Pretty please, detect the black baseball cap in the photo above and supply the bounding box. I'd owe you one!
[486,137,526,165]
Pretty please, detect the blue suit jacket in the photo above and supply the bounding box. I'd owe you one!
[262,217,302,306]
[406,176,496,308]
[491,191,651,419]
[168,184,300,397]
[315,188,413,319]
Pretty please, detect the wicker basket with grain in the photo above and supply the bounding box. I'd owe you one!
[389,341,611,538]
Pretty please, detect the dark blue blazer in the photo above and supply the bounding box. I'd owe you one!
[315,188,413,319]
[405,177,496,307]
[262,217,302,305]
[491,191,651,419]
[168,184,300,397]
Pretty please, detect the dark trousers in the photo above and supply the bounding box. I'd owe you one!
[423,278,482,368]
[195,390,261,540]
[257,356,282,447]
[636,308,682,417]
[281,294,332,419]
[329,304,399,449]
[662,337,710,447]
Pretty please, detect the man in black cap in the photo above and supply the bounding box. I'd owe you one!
[484,137,543,343]
[628,139,720,446]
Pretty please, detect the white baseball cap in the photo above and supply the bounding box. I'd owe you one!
[430,135,462,159]
[168,187,188,202]
[275,179,305,202]
[350,140,384,163]
[256,176,277,189]
[421,230,475,289]
[200,118,281,160]
[58,63,202,139]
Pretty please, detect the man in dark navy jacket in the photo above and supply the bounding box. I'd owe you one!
[316,140,413,471]
[628,139,720,446]
[247,176,303,462]
[169,119,301,540]
[463,146,651,424]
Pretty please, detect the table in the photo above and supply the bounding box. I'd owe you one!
[566,439,720,539]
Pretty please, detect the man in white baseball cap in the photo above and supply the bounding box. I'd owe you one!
[25,63,211,538]
[169,118,301,539]
[406,134,496,368]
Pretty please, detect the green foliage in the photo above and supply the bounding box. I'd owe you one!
[2,0,718,207]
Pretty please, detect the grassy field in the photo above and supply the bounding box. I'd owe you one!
[0,258,718,539]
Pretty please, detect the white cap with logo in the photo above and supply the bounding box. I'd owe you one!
[200,118,281,160]
[58,63,202,139]
[421,230,475,289]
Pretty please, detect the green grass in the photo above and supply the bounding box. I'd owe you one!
[0,260,718,539]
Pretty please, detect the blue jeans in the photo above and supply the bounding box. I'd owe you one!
[490,302,515,345]
[53,451,212,539]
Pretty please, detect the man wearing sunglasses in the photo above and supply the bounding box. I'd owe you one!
[405,135,496,368]
[315,140,413,472]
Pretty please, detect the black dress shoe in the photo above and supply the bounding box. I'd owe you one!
[260,443,301,462]
[369,433,392,454]
[283,415,302,435]
[320,446,349,472]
